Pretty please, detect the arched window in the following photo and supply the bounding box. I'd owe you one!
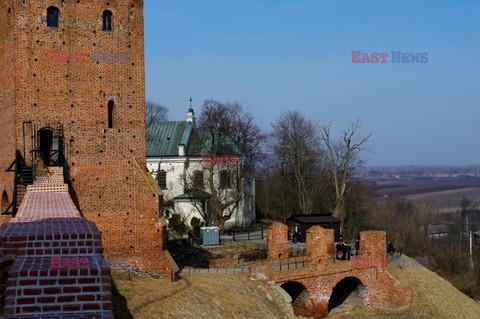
[108,100,114,128]
[193,171,204,189]
[1,190,9,213]
[103,10,113,31]
[47,7,59,28]
[220,170,231,189]
[157,170,167,189]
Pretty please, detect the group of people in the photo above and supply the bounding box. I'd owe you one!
[336,236,396,261]
[336,235,357,260]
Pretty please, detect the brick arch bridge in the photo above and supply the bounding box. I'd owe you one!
[251,223,413,318]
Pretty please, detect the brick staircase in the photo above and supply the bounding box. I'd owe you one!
[0,168,114,318]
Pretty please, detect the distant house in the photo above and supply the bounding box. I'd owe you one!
[428,224,451,239]
[286,215,341,243]
[474,231,480,246]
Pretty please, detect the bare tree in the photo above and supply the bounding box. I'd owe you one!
[319,119,372,231]
[146,100,168,129]
[183,99,264,230]
[271,111,320,215]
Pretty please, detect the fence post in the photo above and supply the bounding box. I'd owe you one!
[261,225,264,240]
[248,229,250,241]
[233,229,236,242]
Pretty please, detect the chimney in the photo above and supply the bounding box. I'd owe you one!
[178,144,185,156]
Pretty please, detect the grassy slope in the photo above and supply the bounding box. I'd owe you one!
[112,273,294,319]
[113,265,480,319]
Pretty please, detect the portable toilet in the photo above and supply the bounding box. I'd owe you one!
[201,226,220,246]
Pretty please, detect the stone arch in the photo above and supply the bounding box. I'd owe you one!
[328,276,368,313]
[280,281,314,317]
[1,190,9,212]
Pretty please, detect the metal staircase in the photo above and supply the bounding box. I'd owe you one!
[1,150,35,218]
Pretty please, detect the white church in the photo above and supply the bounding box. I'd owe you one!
[146,107,256,228]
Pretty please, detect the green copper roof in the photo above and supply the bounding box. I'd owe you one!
[147,120,241,157]
[147,121,193,157]
[173,189,211,200]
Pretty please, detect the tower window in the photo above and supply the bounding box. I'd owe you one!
[108,100,115,128]
[47,7,59,28]
[103,10,113,31]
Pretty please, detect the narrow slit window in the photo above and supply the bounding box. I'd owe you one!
[103,10,113,31]
[47,7,59,28]
[108,100,114,128]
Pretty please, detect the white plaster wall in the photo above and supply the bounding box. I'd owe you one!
[147,156,255,227]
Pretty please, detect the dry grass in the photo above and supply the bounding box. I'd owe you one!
[112,273,294,319]
[113,260,480,319]
[330,260,480,319]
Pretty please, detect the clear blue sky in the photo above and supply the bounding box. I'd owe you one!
[144,0,480,166]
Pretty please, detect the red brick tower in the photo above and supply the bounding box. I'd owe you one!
[0,0,177,280]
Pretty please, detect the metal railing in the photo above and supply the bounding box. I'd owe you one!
[33,149,62,167]
[2,150,34,218]
[180,267,251,275]
[227,224,265,242]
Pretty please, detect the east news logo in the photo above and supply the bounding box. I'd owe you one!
[351,51,428,63]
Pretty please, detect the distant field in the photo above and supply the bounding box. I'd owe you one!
[404,187,480,210]
[373,177,480,211]
[373,177,480,197]
[405,187,480,200]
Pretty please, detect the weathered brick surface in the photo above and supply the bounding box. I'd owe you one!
[359,230,387,263]
[1,169,113,317]
[252,224,413,318]
[305,226,331,270]
[267,222,289,262]
[0,0,177,280]
[0,0,16,225]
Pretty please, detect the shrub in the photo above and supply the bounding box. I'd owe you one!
[190,217,204,230]
[169,213,187,235]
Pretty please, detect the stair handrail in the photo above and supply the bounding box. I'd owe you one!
[2,150,34,217]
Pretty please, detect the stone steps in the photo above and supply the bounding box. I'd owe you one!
[26,185,69,193]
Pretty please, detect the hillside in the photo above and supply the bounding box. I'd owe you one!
[112,273,294,319]
[112,265,480,319]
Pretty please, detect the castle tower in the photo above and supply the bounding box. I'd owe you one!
[0,0,177,280]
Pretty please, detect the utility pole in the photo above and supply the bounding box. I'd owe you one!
[470,231,474,269]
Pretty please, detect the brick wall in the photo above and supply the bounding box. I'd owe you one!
[267,222,288,262]
[70,158,178,280]
[0,0,16,224]
[0,0,178,280]
[359,230,387,264]
[306,226,332,270]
